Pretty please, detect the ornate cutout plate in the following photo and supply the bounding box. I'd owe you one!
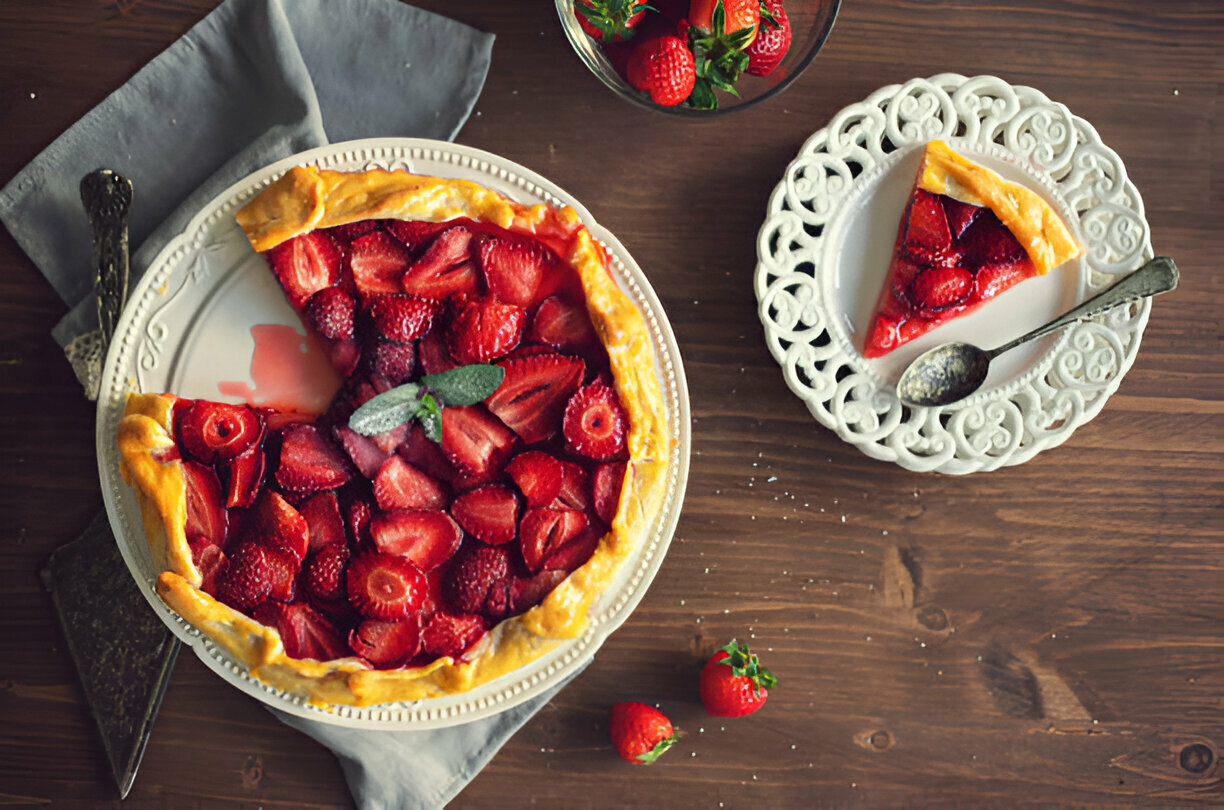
[755,74,1154,474]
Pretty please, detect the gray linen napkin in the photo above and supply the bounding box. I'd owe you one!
[0,1,575,806]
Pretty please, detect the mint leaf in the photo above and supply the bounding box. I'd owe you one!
[348,383,422,436]
[416,392,442,443]
[420,364,504,406]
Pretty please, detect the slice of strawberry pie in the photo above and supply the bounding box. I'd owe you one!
[863,140,1082,358]
[116,166,671,707]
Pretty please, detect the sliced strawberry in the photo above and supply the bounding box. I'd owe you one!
[214,541,272,611]
[519,507,589,573]
[451,484,519,545]
[443,544,511,617]
[527,295,598,353]
[974,260,1030,300]
[322,337,362,380]
[349,230,414,298]
[385,219,453,250]
[439,405,516,481]
[369,509,463,571]
[302,541,351,603]
[421,611,487,660]
[373,455,449,511]
[370,340,417,385]
[178,400,264,464]
[274,423,354,494]
[508,569,568,614]
[349,616,422,668]
[255,602,350,661]
[346,551,428,620]
[299,491,347,550]
[486,353,585,445]
[418,325,458,375]
[554,460,591,512]
[259,541,300,602]
[959,209,1028,265]
[562,382,628,460]
[304,286,355,340]
[264,231,342,309]
[183,461,228,547]
[398,422,458,484]
[541,526,601,574]
[327,219,383,241]
[368,294,439,342]
[246,488,310,561]
[904,189,953,253]
[447,299,526,364]
[370,422,410,455]
[333,424,391,479]
[942,196,981,238]
[908,265,973,313]
[479,234,559,307]
[593,460,627,526]
[505,451,564,507]
[191,542,227,594]
[347,498,375,547]
[401,226,479,300]
[224,443,265,509]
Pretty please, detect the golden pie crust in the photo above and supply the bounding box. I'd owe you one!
[117,165,671,708]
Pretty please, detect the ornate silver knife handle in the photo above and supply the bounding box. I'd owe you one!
[81,169,133,350]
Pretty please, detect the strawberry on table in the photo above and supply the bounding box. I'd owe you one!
[744,0,791,76]
[576,0,650,42]
[626,35,697,107]
[698,639,777,717]
[608,702,681,765]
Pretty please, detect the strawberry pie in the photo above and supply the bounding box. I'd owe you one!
[863,140,1082,358]
[117,165,670,707]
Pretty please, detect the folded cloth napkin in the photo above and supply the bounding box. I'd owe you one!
[1,1,577,806]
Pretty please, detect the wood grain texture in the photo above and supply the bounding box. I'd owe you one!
[1,0,1221,806]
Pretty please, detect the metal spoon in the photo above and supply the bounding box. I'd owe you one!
[895,256,1179,408]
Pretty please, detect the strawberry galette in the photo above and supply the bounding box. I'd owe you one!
[117,165,669,707]
[863,140,1082,358]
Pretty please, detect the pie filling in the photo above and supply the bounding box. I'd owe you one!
[118,166,669,706]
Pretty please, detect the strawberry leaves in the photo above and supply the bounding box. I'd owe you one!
[348,363,505,443]
[719,638,778,697]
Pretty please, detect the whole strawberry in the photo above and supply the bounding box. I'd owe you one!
[698,639,777,717]
[577,0,650,43]
[608,702,681,764]
[626,36,696,107]
[745,0,791,76]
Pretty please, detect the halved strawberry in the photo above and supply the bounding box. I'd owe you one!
[942,196,981,239]
[302,541,350,603]
[439,405,516,481]
[959,209,1028,265]
[370,341,417,386]
[327,219,382,241]
[451,484,519,545]
[224,443,265,509]
[304,286,355,340]
[255,602,350,661]
[541,526,601,574]
[322,337,361,380]
[418,325,458,375]
[562,382,628,460]
[508,569,568,614]
[908,265,973,314]
[373,455,449,512]
[259,541,300,602]
[505,451,564,507]
[349,616,422,668]
[299,491,347,550]
[264,231,342,309]
[333,424,390,479]
[444,544,511,617]
[369,509,463,571]
[248,489,311,562]
[553,460,591,512]
[183,461,228,547]
[191,542,227,594]
[349,230,414,298]
[385,219,453,250]
[479,234,559,307]
[178,400,264,464]
[904,189,953,253]
[519,507,589,573]
[214,541,272,611]
[401,226,479,300]
[347,498,375,547]
[592,460,627,525]
[274,423,354,494]
[527,295,598,353]
[397,422,458,484]
[975,260,1029,300]
[368,294,439,342]
[447,299,526,364]
[485,353,585,445]
[346,551,428,620]
[421,611,487,660]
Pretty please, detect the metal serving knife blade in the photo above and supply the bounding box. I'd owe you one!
[81,168,132,349]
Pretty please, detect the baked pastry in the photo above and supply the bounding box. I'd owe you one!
[863,140,1082,358]
[117,165,670,707]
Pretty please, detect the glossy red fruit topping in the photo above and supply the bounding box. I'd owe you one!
[214,541,272,611]
[384,219,452,250]
[191,543,227,594]
[368,294,439,342]
[224,443,265,509]
[334,424,390,479]
[255,602,350,662]
[304,286,355,340]
[447,299,526,364]
[274,423,354,494]
[486,353,585,445]
[249,489,310,562]
[626,36,696,107]
[527,295,598,353]
[563,383,628,459]
[421,611,487,660]
[398,422,459,484]
[401,226,478,300]
[942,196,980,238]
[959,210,1028,265]
[444,544,511,616]
[975,260,1028,299]
[553,460,591,512]
[327,219,382,241]
[183,461,227,546]
[179,400,263,463]
[299,491,346,551]
[540,526,600,573]
[909,266,973,313]
[370,341,417,385]
[323,337,361,380]
[347,498,375,547]
[373,455,448,512]
[260,542,300,602]
[439,405,516,481]
[592,461,627,525]
[904,189,953,253]
[505,451,564,507]
[369,509,463,572]
[745,0,791,76]
[480,235,557,307]
[265,231,342,308]
[346,551,428,620]
[508,569,567,614]
[302,542,350,603]
[349,616,422,667]
[417,326,458,375]
[519,507,589,573]
[450,484,519,545]
[348,230,414,298]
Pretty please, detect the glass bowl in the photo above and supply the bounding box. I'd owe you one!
[555,0,841,117]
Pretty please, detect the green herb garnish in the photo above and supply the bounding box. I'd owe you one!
[347,363,504,441]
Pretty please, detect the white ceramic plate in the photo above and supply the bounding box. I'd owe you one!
[755,74,1154,474]
[96,139,690,729]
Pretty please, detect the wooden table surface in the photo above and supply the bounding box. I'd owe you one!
[2,1,1221,807]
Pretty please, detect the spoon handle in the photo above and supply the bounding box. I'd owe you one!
[988,257,1179,359]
